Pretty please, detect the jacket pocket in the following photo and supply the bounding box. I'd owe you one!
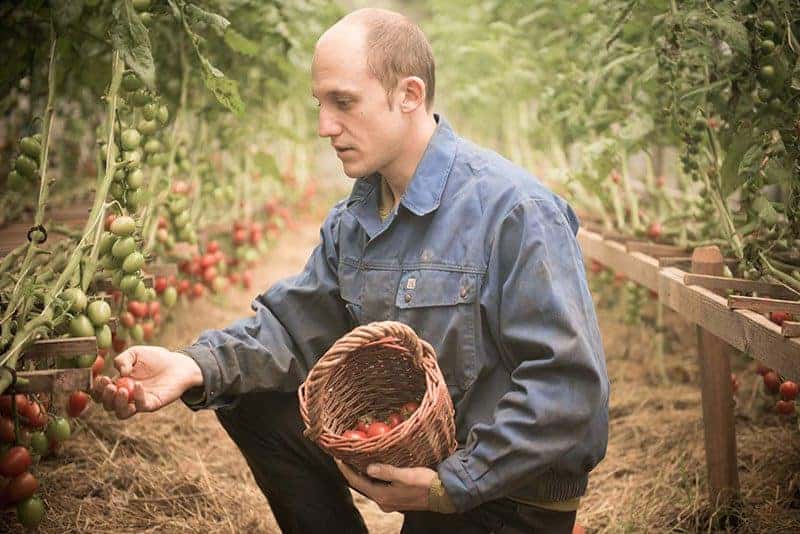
[395,269,480,397]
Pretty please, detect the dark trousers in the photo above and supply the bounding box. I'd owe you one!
[216,391,576,534]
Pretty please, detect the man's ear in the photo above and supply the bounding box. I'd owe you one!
[398,76,426,113]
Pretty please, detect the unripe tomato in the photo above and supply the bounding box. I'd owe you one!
[46,417,71,443]
[121,72,143,92]
[121,129,142,151]
[130,324,144,343]
[19,136,41,159]
[29,432,48,456]
[75,353,96,369]
[69,314,95,338]
[87,300,112,326]
[110,216,136,236]
[16,495,44,529]
[122,251,145,273]
[15,154,38,178]
[62,287,88,313]
[95,325,112,350]
[163,286,178,307]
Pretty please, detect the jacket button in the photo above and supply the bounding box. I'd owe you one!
[404,293,412,303]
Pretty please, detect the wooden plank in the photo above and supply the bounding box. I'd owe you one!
[578,229,660,291]
[691,246,739,505]
[783,321,800,338]
[658,256,694,267]
[14,368,92,393]
[22,337,97,360]
[727,295,800,315]
[659,267,800,381]
[685,274,800,300]
[626,240,689,257]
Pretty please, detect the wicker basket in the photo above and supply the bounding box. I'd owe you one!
[298,321,457,472]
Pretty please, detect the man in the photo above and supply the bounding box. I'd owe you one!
[92,8,609,534]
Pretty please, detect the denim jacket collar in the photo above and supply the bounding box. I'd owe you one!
[346,114,457,234]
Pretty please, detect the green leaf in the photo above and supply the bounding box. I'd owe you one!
[111,0,156,89]
[185,4,230,34]
[51,0,84,31]
[224,28,260,57]
[752,195,779,226]
[764,159,792,186]
[719,133,754,197]
[199,56,245,115]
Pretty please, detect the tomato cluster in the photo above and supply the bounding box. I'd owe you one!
[755,364,798,415]
[340,401,419,441]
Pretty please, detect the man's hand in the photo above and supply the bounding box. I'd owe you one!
[335,460,437,513]
[90,346,204,419]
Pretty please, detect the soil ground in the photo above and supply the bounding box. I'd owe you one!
[2,208,799,533]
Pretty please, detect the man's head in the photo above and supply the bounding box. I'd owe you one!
[312,8,436,179]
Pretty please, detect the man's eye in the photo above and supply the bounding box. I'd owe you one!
[337,100,351,109]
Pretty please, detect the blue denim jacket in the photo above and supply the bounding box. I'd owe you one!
[180,115,609,512]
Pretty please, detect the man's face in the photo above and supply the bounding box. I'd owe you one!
[312,27,405,178]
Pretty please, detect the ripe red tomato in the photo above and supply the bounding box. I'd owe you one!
[7,471,38,503]
[249,230,263,245]
[730,374,740,395]
[154,276,168,294]
[141,320,155,341]
[112,335,127,353]
[647,221,662,240]
[203,266,217,283]
[366,422,390,438]
[401,401,419,418]
[104,213,117,231]
[120,311,136,329]
[755,363,771,376]
[770,311,790,326]
[127,301,148,319]
[228,272,240,285]
[589,260,603,274]
[242,271,253,289]
[356,419,371,433]
[780,380,798,401]
[178,279,191,295]
[0,416,14,442]
[115,377,137,402]
[191,282,205,299]
[92,355,106,377]
[206,240,220,254]
[67,391,90,418]
[386,413,403,428]
[610,170,621,184]
[148,301,160,317]
[0,394,28,416]
[342,430,367,440]
[201,253,217,268]
[19,401,46,429]
[0,446,32,477]
[232,228,247,246]
[775,400,796,415]
[763,371,781,394]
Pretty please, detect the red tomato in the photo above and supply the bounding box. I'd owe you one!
[141,320,155,341]
[356,419,371,433]
[148,301,160,317]
[97,348,109,358]
[158,216,168,230]
[115,377,137,402]
[401,401,419,418]
[780,380,798,401]
[242,271,253,289]
[19,402,46,429]
[764,371,781,394]
[92,355,106,377]
[386,413,403,429]
[152,311,162,326]
[249,230,263,245]
[0,416,14,442]
[206,240,220,254]
[178,279,191,295]
[730,373,740,395]
[342,430,367,440]
[228,272,240,285]
[0,446,32,477]
[154,276,168,294]
[770,311,790,326]
[203,266,217,283]
[104,213,117,231]
[201,254,217,268]
[127,301,147,319]
[191,282,205,299]
[67,391,90,418]
[0,394,28,416]
[6,471,38,503]
[647,221,662,240]
[112,335,127,353]
[232,228,247,246]
[775,400,796,415]
[589,260,603,274]
[366,422,390,438]
[120,311,136,329]
[755,363,772,376]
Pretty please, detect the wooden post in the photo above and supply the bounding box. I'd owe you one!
[691,246,739,506]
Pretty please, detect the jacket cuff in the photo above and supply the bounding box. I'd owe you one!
[437,452,483,512]
[176,344,225,410]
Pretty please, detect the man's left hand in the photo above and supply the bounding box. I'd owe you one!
[335,459,437,512]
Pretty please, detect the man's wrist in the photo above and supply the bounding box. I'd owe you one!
[173,350,205,388]
[428,474,457,514]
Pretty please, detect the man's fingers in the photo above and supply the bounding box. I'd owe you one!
[101,383,118,411]
[91,375,112,403]
[366,463,401,483]
[336,459,374,495]
[114,348,138,376]
[133,382,157,413]
[113,388,136,419]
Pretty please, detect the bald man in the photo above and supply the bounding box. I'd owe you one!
[93,8,609,534]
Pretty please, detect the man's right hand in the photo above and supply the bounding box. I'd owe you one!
[91,346,204,419]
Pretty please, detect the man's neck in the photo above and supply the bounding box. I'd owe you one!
[379,113,437,208]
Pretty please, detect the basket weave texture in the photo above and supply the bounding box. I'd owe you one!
[298,321,457,472]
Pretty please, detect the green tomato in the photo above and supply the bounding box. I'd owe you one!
[112,236,137,259]
[121,72,143,92]
[126,168,145,189]
[87,300,112,326]
[110,216,136,236]
[76,353,97,368]
[15,154,38,178]
[157,105,169,124]
[46,417,71,443]
[95,324,112,349]
[16,496,45,529]
[109,182,126,201]
[62,287,88,313]
[142,103,157,121]
[122,252,145,274]
[7,170,25,190]
[143,138,162,154]
[29,432,48,456]
[130,323,144,343]
[112,269,124,289]
[69,314,95,338]
[131,90,152,107]
[133,280,148,301]
[121,129,142,151]
[133,0,151,10]
[137,119,158,136]
[127,188,145,211]
[120,274,140,294]
[99,254,120,270]
[98,233,116,256]
[19,136,42,159]
[163,286,178,307]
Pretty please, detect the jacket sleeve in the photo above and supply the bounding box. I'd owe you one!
[437,197,609,511]
[179,205,351,410]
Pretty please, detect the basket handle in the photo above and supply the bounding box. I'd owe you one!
[301,321,423,441]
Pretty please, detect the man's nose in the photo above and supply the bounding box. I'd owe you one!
[317,108,342,138]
